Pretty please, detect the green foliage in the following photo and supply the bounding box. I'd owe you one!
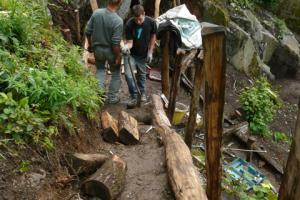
[223,172,278,199]
[19,160,30,173]
[239,77,282,137]
[0,93,57,148]
[274,18,285,40]
[0,0,104,148]
[273,131,291,143]
[229,0,279,9]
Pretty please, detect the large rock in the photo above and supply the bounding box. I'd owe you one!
[227,22,261,76]
[229,8,300,78]
[202,0,230,26]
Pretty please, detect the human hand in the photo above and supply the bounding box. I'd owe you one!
[121,44,130,55]
[146,51,153,63]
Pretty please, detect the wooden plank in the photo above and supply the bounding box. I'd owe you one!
[161,32,170,98]
[279,99,300,199]
[203,30,226,200]
[185,53,204,148]
[152,94,207,200]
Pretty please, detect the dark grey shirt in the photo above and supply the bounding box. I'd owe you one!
[86,8,123,48]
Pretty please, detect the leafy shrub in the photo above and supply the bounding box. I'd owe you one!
[0,0,104,148]
[0,93,57,148]
[239,77,282,136]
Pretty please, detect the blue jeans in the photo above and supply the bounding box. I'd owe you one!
[94,46,121,100]
[124,55,147,98]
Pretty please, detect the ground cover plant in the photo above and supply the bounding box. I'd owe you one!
[0,0,104,148]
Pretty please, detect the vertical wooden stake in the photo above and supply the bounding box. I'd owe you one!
[89,0,98,11]
[203,24,226,200]
[154,0,161,18]
[161,32,170,98]
[185,56,204,149]
[279,100,300,200]
[75,9,81,43]
[176,0,181,6]
[167,51,183,122]
[172,0,176,7]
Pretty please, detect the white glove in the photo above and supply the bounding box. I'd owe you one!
[146,51,153,63]
[121,44,130,55]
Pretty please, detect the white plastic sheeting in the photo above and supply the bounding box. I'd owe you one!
[156,4,202,49]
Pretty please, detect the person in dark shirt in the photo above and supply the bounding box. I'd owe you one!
[122,4,157,107]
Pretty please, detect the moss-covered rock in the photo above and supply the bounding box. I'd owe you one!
[203,0,230,26]
[277,0,300,34]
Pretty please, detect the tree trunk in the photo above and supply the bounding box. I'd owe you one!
[101,111,119,143]
[152,94,207,200]
[118,111,139,145]
[279,100,300,200]
[81,155,127,200]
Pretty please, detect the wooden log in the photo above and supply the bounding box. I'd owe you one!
[167,50,184,121]
[185,53,204,149]
[118,111,139,145]
[203,24,226,200]
[161,31,170,98]
[223,121,249,137]
[66,153,108,175]
[154,0,161,18]
[152,94,208,200]
[101,112,119,143]
[279,99,300,200]
[81,155,127,200]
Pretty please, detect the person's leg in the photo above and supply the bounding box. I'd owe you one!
[124,55,138,99]
[94,47,106,90]
[107,62,121,101]
[134,57,147,96]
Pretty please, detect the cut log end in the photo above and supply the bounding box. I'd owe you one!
[119,111,140,145]
[101,111,119,143]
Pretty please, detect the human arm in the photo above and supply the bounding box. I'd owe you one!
[111,21,124,65]
[85,16,94,52]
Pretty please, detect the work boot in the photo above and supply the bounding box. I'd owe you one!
[107,96,120,104]
[127,97,137,109]
[141,94,147,102]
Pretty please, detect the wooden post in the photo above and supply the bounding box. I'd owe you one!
[167,51,184,122]
[172,0,177,7]
[161,32,170,98]
[89,0,98,11]
[154,0,161,18]
[176,0,181,6]
[279,100,300,200]
[203,23,226,200]
[75,9,81,43]
[185,54,204,149]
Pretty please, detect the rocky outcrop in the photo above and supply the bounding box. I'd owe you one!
[183,0,300,79]
[277,0,300,35]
